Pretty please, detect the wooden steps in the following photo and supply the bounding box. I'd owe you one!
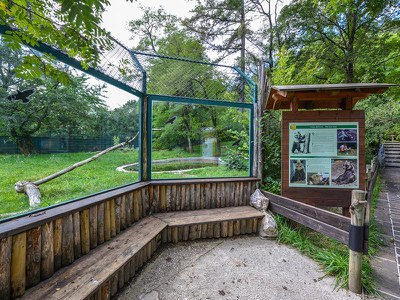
[21,206,263,300]
[21,217,167,300]
[385,142,400,168]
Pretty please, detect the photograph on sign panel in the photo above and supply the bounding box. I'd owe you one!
[291,131,311,154]
[307,172,330,186]
[290,159,307,184]
[337,129,357,142]
[337,141,357,156]
[331,159,358,187]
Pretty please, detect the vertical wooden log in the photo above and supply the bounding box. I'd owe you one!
[110,273,118,297]
[234,220,241,235]
[182,226,189,241]
[124,263,130,283]
[220,183,226,208]
[133,191,140,221]
[175,185,181,211]
[184,184,190,211]
[238,182,244,206]
[166,185,172,212]
[196,184,202,210]
[207,223,214,238]
[225,182,232,207]
[178,227,183,241]
[235,183,241,206]
[0,237,12,299]
[181,185,187,211]
[89,206,98,250]
[171,185,177,211]
[221,221,228,238]
[101,280,111,300]
[172,227,179,243]
[131,255,137,276]
[11,232,26,298]
[190,184,196,210]
[72,212,82,259]
[118,268,124,289]
[349,190,367,294]
[246,219,253,234]
[40,222,54,280]
[126,192,133,226]
[228,221,234,237]
[213,223,221,238]
[120,195,127,231]
[61,215,74,267]
[104,201,111,241]
[115,197,121,235]
[189,225,197,241]
[141,188,148,217]
[110,199,116,238]
[253,218,259,233]
[152,185,159,213]
[26,227,41,288]
[80,209,90,255]
[216,183,222,208]
[167,227,172,243]
[147,185,154,215]
[240,220,247,234]
[138,188,143,218]
[201,224,208,239]
[97,203,105,245]
[162,228,168,244]
[53,218,62,271]
[205,183,211,209]
[211,183,217,208]
[160,185,167,212]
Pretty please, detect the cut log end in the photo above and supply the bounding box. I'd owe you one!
[15,181,41,207]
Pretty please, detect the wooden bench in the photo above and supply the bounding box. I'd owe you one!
[21,217,167,300]
[155,206,265,243]
[22,206,264,300]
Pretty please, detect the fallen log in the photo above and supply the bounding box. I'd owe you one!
[15,133,138,207]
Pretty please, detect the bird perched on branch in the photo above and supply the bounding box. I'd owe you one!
[165,116,177,125]
[6,88,35,103]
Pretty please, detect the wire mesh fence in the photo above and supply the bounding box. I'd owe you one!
[93,37,256,103]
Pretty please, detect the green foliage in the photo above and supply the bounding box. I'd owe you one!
[0,0,112,81]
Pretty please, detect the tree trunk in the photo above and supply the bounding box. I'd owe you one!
[187,136,193,153]
[15,135,35,156]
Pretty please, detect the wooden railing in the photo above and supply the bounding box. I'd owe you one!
[0,177,258,299]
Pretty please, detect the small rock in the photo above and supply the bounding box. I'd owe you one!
[219,290,226,296]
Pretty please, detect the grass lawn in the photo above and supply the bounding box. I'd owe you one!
[0,148,248,217]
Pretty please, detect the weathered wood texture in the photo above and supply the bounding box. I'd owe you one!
[281,110,366,208]
[21,217,167,300]
[0,178,258,299]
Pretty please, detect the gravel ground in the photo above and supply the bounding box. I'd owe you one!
[115,235,362,300]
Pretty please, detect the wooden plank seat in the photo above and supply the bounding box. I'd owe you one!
[154,206,265,243]
[21,206,263,300]
[21,217,167,300]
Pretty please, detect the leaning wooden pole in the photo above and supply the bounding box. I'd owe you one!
[348,189,367,294]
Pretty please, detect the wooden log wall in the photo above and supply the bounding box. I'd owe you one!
[0,178,258,299]
[150,179,257,214]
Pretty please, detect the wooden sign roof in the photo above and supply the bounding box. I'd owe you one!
[266,83,398,110]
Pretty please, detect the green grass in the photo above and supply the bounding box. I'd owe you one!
[275,176,383,294]
[0,148,247,217]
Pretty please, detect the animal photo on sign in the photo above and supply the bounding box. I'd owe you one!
[290,159,307,183]
[307,172,329,185]
[337,129,357,142]
[337,142,357,156]
[331,159,357,186]
[291,131,311,154]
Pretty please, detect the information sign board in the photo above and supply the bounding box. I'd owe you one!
[288,122,359,188]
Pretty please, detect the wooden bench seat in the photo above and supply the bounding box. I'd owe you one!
[22,216,167,300]
[22,206,263,300]
[154,206,264,243]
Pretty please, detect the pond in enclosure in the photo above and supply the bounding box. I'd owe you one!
[117,157,223,174]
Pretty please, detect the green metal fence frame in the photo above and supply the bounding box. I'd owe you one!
[0,25,257,184]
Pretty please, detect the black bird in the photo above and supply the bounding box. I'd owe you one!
[165,116,177,125]
[6,88,35,103]
[232,139,241,146]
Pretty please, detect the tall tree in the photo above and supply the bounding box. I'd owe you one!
[276,0,400,83]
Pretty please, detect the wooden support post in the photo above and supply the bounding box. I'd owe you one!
[348,190,367,294]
